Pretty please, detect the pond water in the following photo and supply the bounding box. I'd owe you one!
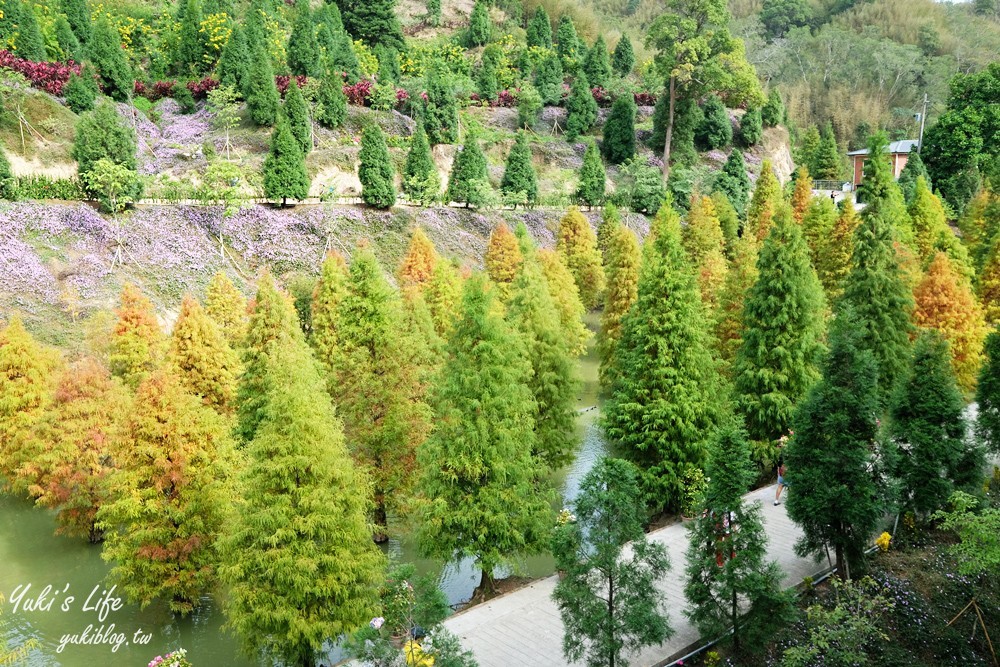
[0,317,609,666]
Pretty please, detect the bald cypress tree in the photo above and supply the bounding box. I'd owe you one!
[539,249,591,357]
[168,295,239,413]
[417,275,552,595]
[791,167,813,224]
[398,227,439,290]
[598,223,640,390]
[220,318,385,663]
[98,370,233,614]
[310,251,349,377]
[683,194,729,312]
[603,208,719,510]
[557,207,605,310]
[745,160,781,244]
[508,259,580,468]
[205,272,248,348]
[734,210,826,444]
[485,222,524,301]
[425,260,463,338]
[714,237,759,370]
[109,284,164,389]
[860,132,913,246]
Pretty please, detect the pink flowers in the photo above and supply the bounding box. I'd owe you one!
[0,50,81,95]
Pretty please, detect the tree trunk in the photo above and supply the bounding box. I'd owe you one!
[608,574,615,667]
[661,75,676,181]
[732,586,739,652]
[373,499,388,544]
[835,543,847,580]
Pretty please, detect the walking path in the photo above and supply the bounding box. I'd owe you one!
[443,483,827,667]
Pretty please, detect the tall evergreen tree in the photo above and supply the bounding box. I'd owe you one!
[216,22,251,94]
[745,160,781,243]
[73,102,139,199]
[220,322,385,664]
[576,140,606,207]
[168,295,239,413]
[287,0,321,77]
[358,123,396,209]
[398,227,439,290]
[975,329,1000,456]
[283,81,312,155]
[467,0,490,46]
[596,202,623,259]
[734,210,826,443]
[109,284,164,389]
[337,0,405,51]
[684,421,793,653]
[534,52,564,106]
[98,370,233,614]
[416,275,552,594]
[423,63,460,145]
[0,315,58,490]
[979,235,1000,326]
[176,0,208,75]
[539,249,591,356]
[245,43,280,126]
[500,131,538,207]
[695,94,732,150]
[565,72,598,142]
[557,207,606,310]
[555,14,581,69]
[786,312,892,580]
[761,88,784,127]
[14,0,46,62]
[484,222,524,300]
[318,248,431,540]
[811,124,841,180]
[63,0,91,43]
[859,133,913,246]
[445,133,488,207]
[328,28,362,83]
[508,258,580,467]
[712,191,740,255]
[316,68,348,129]
[611,35,635,76]
[815,200,859,301]
[603,208,719,510]
[552,458,672,667]
[403,124,439,204]
[526,6,552,49]
[683,194,729,312]
[263,115,309,206]
[714,149,751,219]
[800,197,836,276]
[913,252,987,392]
[598,223,640,390]
[309,250,349,377]
[204,272,247,349]
[739,107,763,147]
[601,94,637,165]
[476,45,501,103]
[891,330,976,516]
[897,149,930,205]
[714,237,759,369]
[582,36,611,89]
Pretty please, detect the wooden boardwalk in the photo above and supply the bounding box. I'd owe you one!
[443,483,828,667]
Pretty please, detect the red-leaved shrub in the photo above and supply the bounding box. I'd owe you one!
[343,79,373,106]
[186,76,219,99]
[0,50,81,95]
[275,74,309,96]
[633,91,657,106]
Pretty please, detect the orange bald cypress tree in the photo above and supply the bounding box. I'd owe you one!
[109,283,164,388]
[914,252,988,392]
[398,226,439,290]
[484,222,524,301]
[168,295,239,412]
[791,167,813,224]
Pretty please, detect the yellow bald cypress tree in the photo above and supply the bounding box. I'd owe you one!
[914,252,988,392]
[815,200,859,300]
[978,234,1000,326]
[557,207,606,310]
[484,222,524,301]
[204,272,248,348]
[539,248,591,356]
[425,260,464,338]
[398,226,439,290]
[714,237,759,371]
[791,167,813,224]
[599,224,641,389]
[168,295,239,413]
[745,160,782,244]
[682,194,728,312]
[109,283,165,388]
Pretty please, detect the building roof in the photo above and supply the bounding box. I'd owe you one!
[847,140,919,156]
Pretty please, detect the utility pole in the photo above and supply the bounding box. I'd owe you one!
[917,93,928,153]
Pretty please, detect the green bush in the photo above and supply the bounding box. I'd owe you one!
[8,176,86,201]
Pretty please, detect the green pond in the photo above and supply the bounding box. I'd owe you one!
[1,318,608,666]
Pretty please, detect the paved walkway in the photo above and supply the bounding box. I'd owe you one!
[443,483,828,667]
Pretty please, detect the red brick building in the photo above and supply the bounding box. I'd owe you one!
[847,139,919,188]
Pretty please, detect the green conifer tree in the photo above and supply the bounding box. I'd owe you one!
[601,94,636,165]
[476,44,501,103]
[812,124,842,180]
[245,43,280,126]
[508,259,580,467]
[739,107,763,147]
[891,330,978,516]
[359,123,396,209]
[975,329,1000,456]
[761,88,784,127]
[695,94,732,150]
[714,236,759,369]
[712,191,740,255]
[176,0,207,75]
[73,102,138,199]
[598,223,640,390]
[283,81,311,154]
[220,323,385,664]
[596,202,622,259]
[684,421,793,652]
[425,260,463,338]
[403,124,439,204]
[14,0,46,61]
[603,208,719,510]
[897,148,931,205]
[840,210,915,406]
[426,0,441,26]
[287,0,321,76]
[63,0,91,43]
[54,15,82,62]
[859,132,913,245]
[611,35,635,76]
[557,207,605,310]
[328,29,362,83]
[582,36,611,89]
[800,196,837,274]
[316,68,348,129]
[814,200,859,300]
[576,140,605,207]
[555,15,580,70]
[63,67,99,113]
[338,0,405,50]
[565,72,598,142]
[168,295,239,413]
[445,133,488,207]
[534,52,564,106]
[416,275,552,594]
[467,0,490,46]
[734,210,826,443]
[552,458,672,667]
[263,115,309,206]
[714,149,751,218]
[87,16,133,101]
[526,6,552,49]
[109,284,164,389]
[500,131,538,207]
[216,22,251,94]
[786,311,892,579]
[423,63,460,144]
[98,370,233,614]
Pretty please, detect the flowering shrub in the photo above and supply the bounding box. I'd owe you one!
[395,87,409,105]
[495,89,517,108]
[0,50,81,95]
[556,508,576,525]
[186,77,219,100]
[275,74,309,96]
[343,79,373,106]
[633,91,657,106]
[147,648,192,667]
[876,531,892,552]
